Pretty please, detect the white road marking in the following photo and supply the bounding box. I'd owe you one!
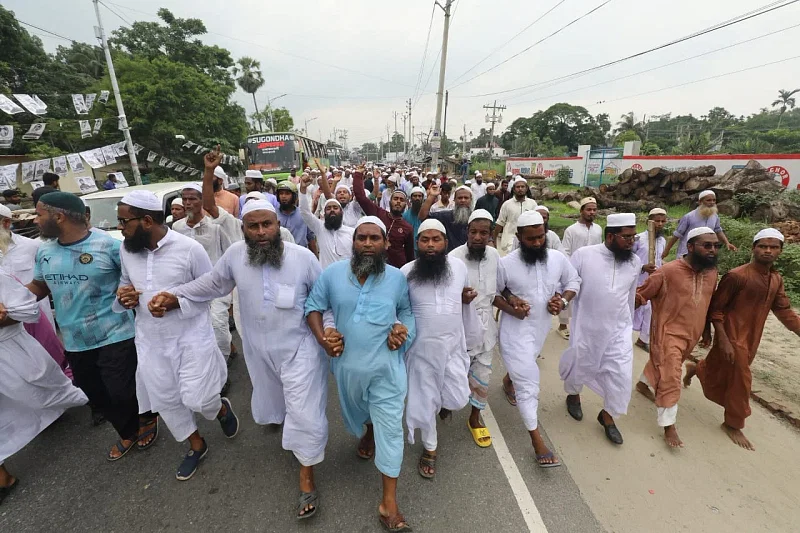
[483,404,549,533]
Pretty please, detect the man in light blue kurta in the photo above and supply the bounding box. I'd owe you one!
[305,216,416,532]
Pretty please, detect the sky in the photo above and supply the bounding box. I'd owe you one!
[6,0,800,148]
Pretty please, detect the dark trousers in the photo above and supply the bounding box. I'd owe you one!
[65,338,153,441]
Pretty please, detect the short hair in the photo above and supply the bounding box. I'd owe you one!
[604,226,623,239]
[501,179,509,185]
[40,202,86,226]
[441,182,453,193]
[2,189,19,198]
[121,203,165,224]
[42,172,59,186]
[753,239,784,249]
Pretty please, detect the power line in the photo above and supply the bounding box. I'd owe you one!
[413,0,460,110]
[455,0,800,98]
[448,0,614,90]
[448,0,568,85]
[99,0,134,27]
[410,2,438,105]
[506,22,800,106]
[17,20,78,43]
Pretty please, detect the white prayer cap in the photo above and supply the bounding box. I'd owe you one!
[753,228,785,243]
[606,213,636,228]
[485,182,496,190]
[266,178,277,186]
[213,166,227,180]
[0,204,11,219]
[517,210,544,228]
[535,205,549,213]
[334,183,351,194]
[418,218,447,236]
[245,170,263,179]
[241,199,276,218]
[410,186,425,196]
[326,172,332,179]
[512,176,527,185]
[648,207,667,216]
[465,180,472,185]
[580,197,597,207]
[686,226,715,241]
[698,190,716,200]
[245,191,267,202]
[120,190,161,211]
[323,198,341,210]
[355,215,387,234]
[388,174,399,184]
[455,185,472,196]
[449,178,458,184]
[171,198,183,207]
[468,209,494,224]
[182,182,203,194]
[506,171,513,177]
[410,171,419,178]
[475,170,482,176]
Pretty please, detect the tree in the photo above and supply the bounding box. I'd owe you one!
[640,142,662,155]
[614,130,641,147]
[672,133,712,155]
[771,89,800,128]
[614,112,646,139]
[233,56,266,131]
[55,42,105,80]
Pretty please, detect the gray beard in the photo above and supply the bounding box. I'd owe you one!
[350,250,386,278]
[245,234,283,268]
[698,205,718,219]
[453,205,471,225]
[0,227,11,254]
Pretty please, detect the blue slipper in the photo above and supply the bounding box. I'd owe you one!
[536,452,562,469]
[217,397,239,438]
[107,439,135,462]
[176,440,208,481]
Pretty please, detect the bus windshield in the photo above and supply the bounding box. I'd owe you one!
[247,133,297,172]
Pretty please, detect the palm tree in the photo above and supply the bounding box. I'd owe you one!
[614,112,646,139]
[233,57,266,131]
[771,88,800,128]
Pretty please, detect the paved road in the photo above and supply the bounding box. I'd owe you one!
[0,331,603,533]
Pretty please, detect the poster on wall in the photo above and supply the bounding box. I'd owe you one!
[74,176,98,193]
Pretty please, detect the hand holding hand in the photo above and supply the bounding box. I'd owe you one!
[642,264,657,275]
[387,323,408,351]
[322,327,345,357]
[0,303,7,322]
[147,292,178,318]
[462,287,477,304]
[547,295,564,316]
[116,285,142,310]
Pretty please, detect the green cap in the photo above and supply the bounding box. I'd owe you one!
[276,181,297,193]
[38,191,86,215]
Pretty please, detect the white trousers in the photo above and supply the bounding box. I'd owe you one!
[639,372,678,427]
[211,294,232,359]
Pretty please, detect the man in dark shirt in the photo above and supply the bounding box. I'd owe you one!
[353,170,414,268]
[418,183,474,252]
[475,182,500,219]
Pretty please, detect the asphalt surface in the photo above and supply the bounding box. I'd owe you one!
[0,332,604,533]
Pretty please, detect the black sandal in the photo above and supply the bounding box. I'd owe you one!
[296,491,318,520]
[418,451,436,479]
[137,418,159,450]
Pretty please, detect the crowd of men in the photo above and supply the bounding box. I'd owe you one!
[1,149,799,532]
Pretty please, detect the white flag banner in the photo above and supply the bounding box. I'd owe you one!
[193,145,204,154]
[30,180,44,190]
[92,118,103,134]
[0,164,18,190]
[80,150,103,169]
[34,159,51,180]
[0,125,12,148]
[99,90,110,104]
[13,94,46,115]
[0,95,24,115]
[74,176,98,194]
[85,93,96,111]
[158,157,169,167]
[32,95,48,114]
[79,120,92,138]
[118,116,127,130]
[147,151,157,162]
[21,162,35,183]
[133,143,144,154]
[184,167,194,174]
[52,156,68,176]
[101,145,117,165]
[113,142,128,158]
[174,164,186,172]
[166,161,177,169]
[66,153,85,173]
[93,148,107,167]
[22,123,45,140]
[71,94,88,115]
[182,140,196,150]
[111,172,129,188]
[190,169,200,176]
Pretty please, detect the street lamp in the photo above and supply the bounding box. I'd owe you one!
[305,117,318,137]
[265,93,288,132]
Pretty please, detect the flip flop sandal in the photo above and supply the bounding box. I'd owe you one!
[0,478,19,505]
[503,383,518,407]
[357,438,375,460]
[296,491,318,520]
[137,418,159,450]
[467,419,492,448]
[557,328,570,340]
[379,512,413,532]
[418,452,436,480]
[536,452,562,469]
[107,438,135,462]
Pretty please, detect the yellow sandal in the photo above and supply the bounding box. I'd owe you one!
[467,419,492,448]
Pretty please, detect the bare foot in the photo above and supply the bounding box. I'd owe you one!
[664,425,684,448]
[722,424,755,451]
[683,362,696,388]
[636,381,656,402]
[357,427,375,460]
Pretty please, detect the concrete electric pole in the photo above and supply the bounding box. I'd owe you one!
[484,100,506,167]
[431,0,454,174]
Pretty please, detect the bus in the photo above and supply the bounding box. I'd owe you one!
[246,132,329,179]
[327,146,351,168]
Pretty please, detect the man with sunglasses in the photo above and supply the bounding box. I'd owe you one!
[633,226,719,449]
[559,213,641,445]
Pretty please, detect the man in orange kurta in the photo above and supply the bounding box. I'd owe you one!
[686,228,800,451]
[635,227,719,448]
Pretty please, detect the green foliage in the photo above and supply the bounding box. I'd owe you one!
[641,142,662,155]
[733,191,780,217]
[672,132,712,155]
[614,129,641,146]
[554,167,572,185]
[500,103,610,152]
[250,107,294,133]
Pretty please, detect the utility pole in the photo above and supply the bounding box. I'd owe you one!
[392,111,399,135]
[407,98,413,160]
[340,130,348,150]
[93,0,141,185]
[431,0,454,173]
[484,100,506,167]
[401,113,408,157]
[443,90,449,145]
[462,124,469,157]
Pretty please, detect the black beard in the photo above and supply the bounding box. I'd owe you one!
[689,250,718,271]
[609,240,634,263]
[350,250,386,278]
[245,233,283,268]
[213,181,222,192]
[520,240,548,265]
[408,251,451,285]
[466,244,486,262]
[38,218,60,240]
[410,200,423,215]
[453,205,471,225]
[123,225,150,253]
[390,208,404,217]
[324,213,343,231]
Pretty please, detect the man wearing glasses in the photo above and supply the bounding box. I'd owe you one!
[558,213,641,445]
[633,227,719,449]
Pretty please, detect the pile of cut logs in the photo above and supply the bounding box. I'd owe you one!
[599,165,718,205]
